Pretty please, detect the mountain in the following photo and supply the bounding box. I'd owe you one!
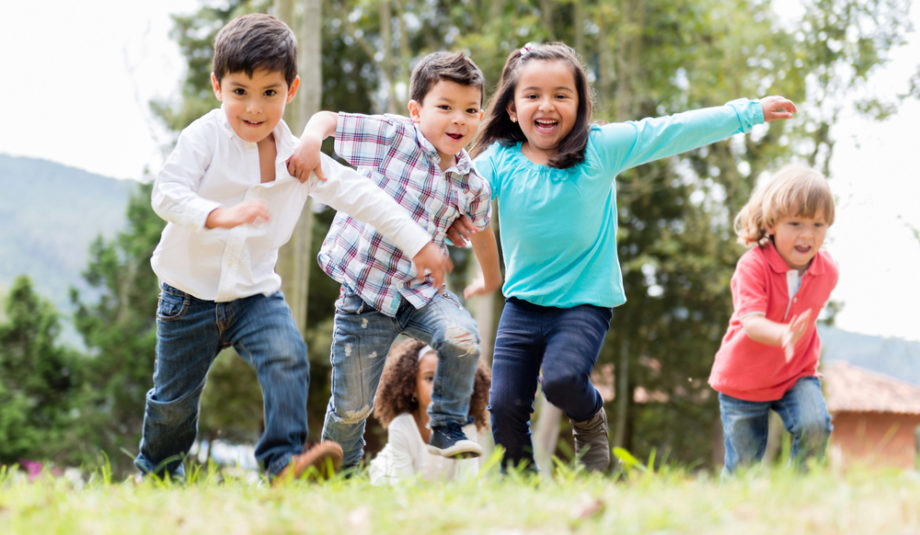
[0,153,137,334]
[819,325,920,387]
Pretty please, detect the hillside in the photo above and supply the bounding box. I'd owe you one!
[819,325,920,387]
[0,153,136,330]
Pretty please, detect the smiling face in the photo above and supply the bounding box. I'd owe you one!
[507,59,579,164]
[211,68,299,144]
[408,80,483,171]
[768,210,829,273]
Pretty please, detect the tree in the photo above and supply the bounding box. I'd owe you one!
[0,276,84,465]
[69,184,162,472]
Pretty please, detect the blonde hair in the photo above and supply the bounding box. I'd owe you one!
[734,165,835,246]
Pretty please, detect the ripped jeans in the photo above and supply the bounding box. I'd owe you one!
[322,287,481,467]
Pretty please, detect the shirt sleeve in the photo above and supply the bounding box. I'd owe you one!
[595,98,765,173]
[472,145,500,201]
[308,153,432,258]
[150,119,222,229]
[368,416,418,485]
[731,250,769,319]
[333,112,402,168]
[463,170,493,232]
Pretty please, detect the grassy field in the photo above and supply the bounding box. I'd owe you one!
[2,456,919,535]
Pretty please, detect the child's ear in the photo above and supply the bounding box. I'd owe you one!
[210,73,222,101]
[506,102,517,123]
[407,100,421,123]
[286,76,301,103]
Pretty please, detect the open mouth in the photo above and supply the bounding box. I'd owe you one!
[794,245,811,254]
[243,119,264,127]
[535,119,558,132]
[446,132,463,140]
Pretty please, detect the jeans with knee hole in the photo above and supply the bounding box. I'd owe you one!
[135,283,309,477]
[719,376,832,475]
[322,288,481,467]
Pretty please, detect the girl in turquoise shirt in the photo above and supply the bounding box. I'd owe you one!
[462,42,797,473]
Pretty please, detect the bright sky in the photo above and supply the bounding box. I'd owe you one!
[2,1,918,342]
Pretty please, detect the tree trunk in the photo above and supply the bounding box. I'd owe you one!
[274,0,321,334]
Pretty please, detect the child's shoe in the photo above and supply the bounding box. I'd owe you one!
[427,422,483,458]
[272,441,343,486]
[572,408,610,472]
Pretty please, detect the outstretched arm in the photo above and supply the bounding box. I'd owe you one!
[740,309,813,362]
[287,110,338,182]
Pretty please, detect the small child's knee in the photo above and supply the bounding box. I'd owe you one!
[441,324,480,358]
[333,404,374,425]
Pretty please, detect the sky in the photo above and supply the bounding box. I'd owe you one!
[2,1,919,342]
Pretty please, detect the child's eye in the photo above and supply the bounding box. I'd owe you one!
[466,108,479,115]
[438,104,451,111]
[232,88,246,96]
[264,89,277,97]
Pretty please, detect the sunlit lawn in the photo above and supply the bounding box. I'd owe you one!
[2,452,919,535]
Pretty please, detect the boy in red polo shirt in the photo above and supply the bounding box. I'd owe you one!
[709,165,837,474]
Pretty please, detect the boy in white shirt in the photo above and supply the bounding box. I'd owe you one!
[135,13,449,484]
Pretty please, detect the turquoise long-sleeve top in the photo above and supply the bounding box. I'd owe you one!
[474,98,764,309]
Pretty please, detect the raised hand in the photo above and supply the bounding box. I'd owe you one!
[781,309,812,362]
[760,96,798,122]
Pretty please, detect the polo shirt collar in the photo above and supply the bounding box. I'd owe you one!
[762,240,827,276]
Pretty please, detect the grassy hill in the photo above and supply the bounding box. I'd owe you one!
[0,154,136,338]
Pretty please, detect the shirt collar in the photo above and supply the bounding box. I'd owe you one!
[761,240,826,276]
[216,104,295,155]
[412,123,471,175]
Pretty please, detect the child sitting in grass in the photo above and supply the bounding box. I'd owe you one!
[369,338,491,484]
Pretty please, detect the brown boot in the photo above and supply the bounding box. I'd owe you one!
[272,441,343,486]
[572,409,610,472]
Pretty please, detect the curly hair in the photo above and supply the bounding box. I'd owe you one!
[373,338,491,432]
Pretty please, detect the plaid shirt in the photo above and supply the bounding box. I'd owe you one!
[317,112,492,316]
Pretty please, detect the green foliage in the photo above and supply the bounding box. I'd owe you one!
[0,276,84,465]
[69,183,162,473]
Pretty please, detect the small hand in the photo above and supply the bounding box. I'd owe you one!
[286,134,328,183]
[206,200,270,229]
[446,214,476,247]
[412,242,453,289]
[760,95,797,122]
[781,309,812,362]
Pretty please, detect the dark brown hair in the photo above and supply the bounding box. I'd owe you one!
[409,51,485,107]
[470,42,592,169]
[212,13,298,87]
[373,338,491,432]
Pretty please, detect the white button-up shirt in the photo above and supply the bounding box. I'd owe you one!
[151,108,431,302]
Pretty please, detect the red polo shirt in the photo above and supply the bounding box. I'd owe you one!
[708,242,838,401]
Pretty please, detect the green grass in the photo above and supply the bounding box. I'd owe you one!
[2,455,919,535]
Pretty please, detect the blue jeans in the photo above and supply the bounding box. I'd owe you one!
[719,376,832,475]
[489,297,612,470]
[322,288,481,467]
[135,283,309,477]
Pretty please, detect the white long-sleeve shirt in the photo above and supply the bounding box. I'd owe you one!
[150,108,431,302]
[368,413,481,485]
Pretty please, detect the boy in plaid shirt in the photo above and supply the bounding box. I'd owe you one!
[287,51,500,468]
